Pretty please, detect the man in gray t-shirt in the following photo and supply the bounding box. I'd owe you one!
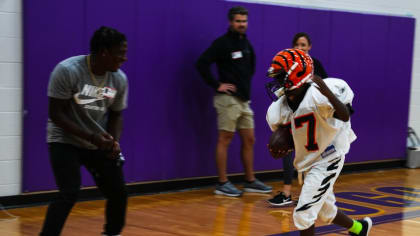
[47,54,128,149]
[40,26,129,236]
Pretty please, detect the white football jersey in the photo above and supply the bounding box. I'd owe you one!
[266,78,357,172]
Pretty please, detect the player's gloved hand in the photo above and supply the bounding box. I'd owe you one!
[267,143,292,159]
[91,133,114,150]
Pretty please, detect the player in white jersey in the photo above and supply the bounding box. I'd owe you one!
[265,49,372,236]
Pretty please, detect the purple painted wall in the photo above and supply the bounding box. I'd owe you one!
[23,0,415,192]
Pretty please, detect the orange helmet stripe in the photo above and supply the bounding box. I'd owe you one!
[268,48,314,90]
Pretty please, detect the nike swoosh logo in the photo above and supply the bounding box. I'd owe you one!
[73,93,105,105]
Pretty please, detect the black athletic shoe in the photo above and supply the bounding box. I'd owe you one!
[267,192,293,206]
[349,217,372,236]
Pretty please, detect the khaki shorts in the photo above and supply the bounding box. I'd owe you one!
[213,94,254,132]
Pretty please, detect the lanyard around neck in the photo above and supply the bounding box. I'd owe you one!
[87,55,107,88]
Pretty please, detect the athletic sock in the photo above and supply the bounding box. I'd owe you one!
[349,220,363,235]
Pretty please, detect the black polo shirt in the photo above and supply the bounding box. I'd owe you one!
[196,30,256,101]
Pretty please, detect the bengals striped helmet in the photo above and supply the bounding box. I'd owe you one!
[266,49,313,100]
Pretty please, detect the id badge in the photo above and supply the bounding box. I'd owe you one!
[231,51,243,59]
[102,87,117,99]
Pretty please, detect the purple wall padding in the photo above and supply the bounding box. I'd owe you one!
[23,0,415,192]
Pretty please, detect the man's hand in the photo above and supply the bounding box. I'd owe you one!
[107,141,121,159]
[91,133,114,151]
[217,83,237,95]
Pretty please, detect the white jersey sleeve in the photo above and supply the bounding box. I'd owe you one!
[327,78,354,105]
[311,78,354,119]
[266,96,292,131]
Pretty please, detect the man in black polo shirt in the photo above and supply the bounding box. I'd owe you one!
[196,6,272,197]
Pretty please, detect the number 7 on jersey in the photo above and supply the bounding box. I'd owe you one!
[294,113,319,151]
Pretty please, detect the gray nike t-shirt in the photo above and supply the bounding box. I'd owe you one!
[47,55,128,149]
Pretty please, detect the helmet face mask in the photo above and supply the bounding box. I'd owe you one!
[265,80,283,101]
[266,69,289,101]
[266,49,313,101]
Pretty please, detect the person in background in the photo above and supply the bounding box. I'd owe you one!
[196,6,272,197]
[293,32,328,79]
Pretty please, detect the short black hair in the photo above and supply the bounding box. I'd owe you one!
[292,32,312,47]
[90,26,127,54]
[228,6,248,21]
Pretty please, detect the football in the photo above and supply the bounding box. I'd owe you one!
[268,125,294,159]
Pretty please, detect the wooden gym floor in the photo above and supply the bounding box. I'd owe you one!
[1,168,419,235]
